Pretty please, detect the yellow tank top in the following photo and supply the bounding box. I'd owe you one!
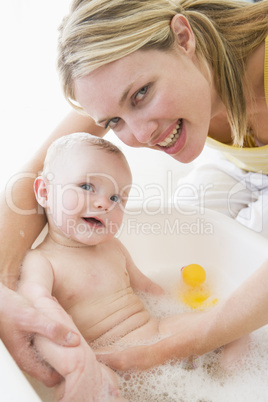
[206,35,268,174]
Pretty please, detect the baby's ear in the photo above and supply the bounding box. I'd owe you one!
[34,176,48,208]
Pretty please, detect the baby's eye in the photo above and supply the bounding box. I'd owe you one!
[110,194,121,203]
[81,184,94,191]
[105,117,121,129]
[135,85,149,102]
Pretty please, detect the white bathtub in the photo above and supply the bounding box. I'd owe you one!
[1,206,268,401]
[0,339,41,401]
[119,205,268,293]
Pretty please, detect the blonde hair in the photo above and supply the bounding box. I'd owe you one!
[42,132,128,178]
[58,0,268,146]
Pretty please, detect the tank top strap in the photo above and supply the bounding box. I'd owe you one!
[265,34,268,108]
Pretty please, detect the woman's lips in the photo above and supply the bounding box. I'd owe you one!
[157,119,182,147]
[156,119,186,155]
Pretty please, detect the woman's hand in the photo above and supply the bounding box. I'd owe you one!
[97,329,202,371]
[97,310,209,371]
[0,284,80,387]
[97,344,167,371]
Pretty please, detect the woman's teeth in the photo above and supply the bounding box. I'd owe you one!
[158,119,182,147]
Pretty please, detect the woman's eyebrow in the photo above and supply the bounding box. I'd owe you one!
[119,81,135,106]
[96,81,136,125]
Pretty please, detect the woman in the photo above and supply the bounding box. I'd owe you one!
[59,0,268,235]
[1,0,268,376]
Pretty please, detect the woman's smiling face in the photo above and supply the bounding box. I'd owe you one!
[74,46,214,164]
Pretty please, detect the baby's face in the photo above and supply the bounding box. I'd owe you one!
[46,145,131,246]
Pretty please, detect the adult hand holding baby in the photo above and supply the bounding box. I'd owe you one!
[0,283,80,387]
[97,311,207,371]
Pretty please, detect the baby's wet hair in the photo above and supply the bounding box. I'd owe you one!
[42,132,128,178]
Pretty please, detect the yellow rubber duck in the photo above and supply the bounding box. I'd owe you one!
[180,264,218,310]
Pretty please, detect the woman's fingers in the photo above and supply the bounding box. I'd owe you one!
[97,344,160,371]
[31,313,81,347]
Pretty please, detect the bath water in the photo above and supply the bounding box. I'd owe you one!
[117,268,268,402]
[31,265,268,401]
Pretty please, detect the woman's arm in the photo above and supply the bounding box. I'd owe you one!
[0,110,106,288]
[99,258,268,371]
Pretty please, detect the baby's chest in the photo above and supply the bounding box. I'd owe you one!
[52,250,129,305]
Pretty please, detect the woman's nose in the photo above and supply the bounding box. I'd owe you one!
[126,118,157,145]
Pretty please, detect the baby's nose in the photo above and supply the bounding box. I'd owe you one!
[92,195,111,210]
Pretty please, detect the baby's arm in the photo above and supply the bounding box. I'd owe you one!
[18,250,55,302]
[19,250,78,333]
[118,240,164,295]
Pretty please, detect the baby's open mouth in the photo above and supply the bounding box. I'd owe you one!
[157,119,182,148]
[82,217,104,227]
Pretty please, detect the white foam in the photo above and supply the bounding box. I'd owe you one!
[118,290,268,402]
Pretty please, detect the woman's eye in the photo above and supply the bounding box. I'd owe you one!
[135,85,149,102]
[110,194,121,203]
[81,184,94,191]
[105,117,121,129]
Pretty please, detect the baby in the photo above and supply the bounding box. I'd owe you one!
[18,133,183,400]
[18,133,246,400]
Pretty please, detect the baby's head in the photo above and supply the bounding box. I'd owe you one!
[35,132,132,246]
[42,132,129,177]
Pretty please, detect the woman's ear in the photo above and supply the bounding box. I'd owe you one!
[170,14,196,56]
[34,176,49,208]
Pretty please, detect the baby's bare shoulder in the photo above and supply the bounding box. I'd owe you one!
[22,248,49,264]
[109,237,127,253]
[21,250,54,280]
